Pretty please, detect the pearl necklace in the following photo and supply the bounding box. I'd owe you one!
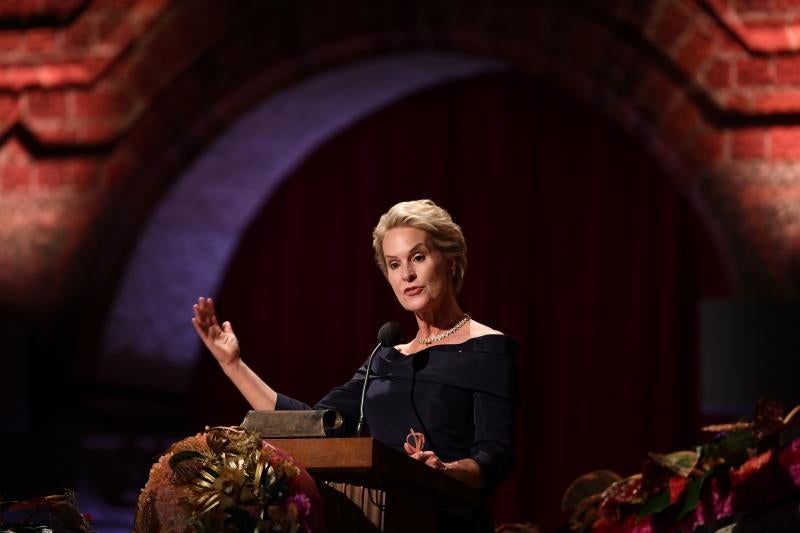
[416,314,471,345]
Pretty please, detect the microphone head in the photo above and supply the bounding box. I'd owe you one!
[377,321,401,347]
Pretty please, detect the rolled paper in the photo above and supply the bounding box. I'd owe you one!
[241,409,343,438]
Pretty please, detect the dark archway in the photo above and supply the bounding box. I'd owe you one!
[188,71,731,529]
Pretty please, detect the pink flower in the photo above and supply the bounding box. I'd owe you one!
[287,493,311,517]
[778,437,800,487]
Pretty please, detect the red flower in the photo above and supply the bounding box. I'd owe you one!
[668,476,688,504]
[730,449,772,487]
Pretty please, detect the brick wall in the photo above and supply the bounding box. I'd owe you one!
[3,0,800,319]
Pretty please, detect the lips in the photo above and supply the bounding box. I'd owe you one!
[404,286,423,296]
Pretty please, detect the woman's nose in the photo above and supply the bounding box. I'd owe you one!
[402,265,416,281]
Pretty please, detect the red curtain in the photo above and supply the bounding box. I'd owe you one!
[187,72,730,530]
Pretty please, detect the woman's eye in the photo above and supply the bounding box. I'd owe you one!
[388,262,399,270]
[413,255,425,262]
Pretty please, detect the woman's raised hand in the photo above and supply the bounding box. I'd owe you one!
[192,297,240,368]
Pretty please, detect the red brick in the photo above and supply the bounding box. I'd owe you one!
[0,0,84,19]
[1,165,31,191]
[63,20,93,52]
[651,3,691,49]
[722,91,752,112]
[775,57,800,84]
[687,129,724,165]
[66,159,98,189]
[704,59,731,89]
[754,90,800,113]
[23,29,57,56]
[0,95,19,130]
[716,26,745,53]
[36,161,65,188]
[96,6,140,51]
[675,29,715,74]
[0,31,23,56]
[74,121,119,144]
[38,158,98,188]
[73,90,129,119]
[114,56,164,101]
[788,26,800,48]
[770,127,800,159]
[132,0,170,19]
[736,58,773,86]
[31,125,80,145]
[79,58,108,80]
[25,90,66,118]
[55,60,100,85]
[734,0,773,10]
[732,128,767,159]
[661,99,702,140]
[10,0,36,19]
[0,138,29,163]
[747,27,791,52]
[0,66,37,90]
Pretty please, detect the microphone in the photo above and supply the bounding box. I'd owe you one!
[356,321,400,435]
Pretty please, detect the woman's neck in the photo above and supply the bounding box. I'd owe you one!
[414,297,465,339]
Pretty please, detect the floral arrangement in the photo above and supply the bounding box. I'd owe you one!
[562,400,800,532]
[135,426,315,533]
[0,490,94,532]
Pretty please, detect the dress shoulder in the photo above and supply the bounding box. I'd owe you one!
[463,333,518,357]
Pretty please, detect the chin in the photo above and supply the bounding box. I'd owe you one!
[397,295,429,312]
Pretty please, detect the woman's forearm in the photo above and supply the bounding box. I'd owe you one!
[443,457,483,489]
[221,358,277,411]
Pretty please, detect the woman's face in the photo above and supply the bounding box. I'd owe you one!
[382,226,453,313]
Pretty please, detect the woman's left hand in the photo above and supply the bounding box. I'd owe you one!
[403,442,447,472]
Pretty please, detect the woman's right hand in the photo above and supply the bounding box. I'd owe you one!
[192,297,240,368]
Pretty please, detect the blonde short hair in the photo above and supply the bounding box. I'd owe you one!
[372,199,467,293]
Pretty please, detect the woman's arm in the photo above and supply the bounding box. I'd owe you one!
[218,358,278,410]
[192,297,277,410]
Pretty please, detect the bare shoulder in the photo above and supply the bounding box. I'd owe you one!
[394,341,412,355]
[467,319,503,338]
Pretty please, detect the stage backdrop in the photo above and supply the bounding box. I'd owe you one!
[187,72,731,530]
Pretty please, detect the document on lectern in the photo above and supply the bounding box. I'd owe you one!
[240,409,343,437]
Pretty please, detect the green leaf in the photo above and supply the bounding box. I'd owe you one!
[700,430,757,467]
[677,477,704,519]
[648,451,698,477]
[636,490,670,520]
[677,462,730,519]
[168,450,207,469]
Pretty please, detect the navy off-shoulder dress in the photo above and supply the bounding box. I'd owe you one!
[275,334,518,492]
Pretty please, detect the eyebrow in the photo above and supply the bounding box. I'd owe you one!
[384,242,427,259]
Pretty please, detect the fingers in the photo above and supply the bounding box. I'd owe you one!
[191,317,207,339]
[403,443,444,470]
[193,297,221,330]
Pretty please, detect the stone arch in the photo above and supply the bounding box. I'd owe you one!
[98,52,508,388]
[73,2,749,387]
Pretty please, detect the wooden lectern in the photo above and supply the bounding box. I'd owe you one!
[266,437,481,533]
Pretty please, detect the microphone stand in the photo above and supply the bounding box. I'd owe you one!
[356,341,382,436]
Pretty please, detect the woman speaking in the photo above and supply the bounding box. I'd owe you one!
[193,199,518,530]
